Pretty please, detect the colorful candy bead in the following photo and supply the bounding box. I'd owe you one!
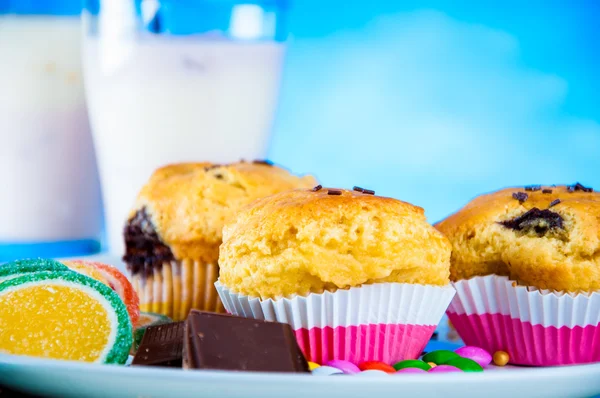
[396,367,428,374]
[493,351,510,366]
[427,362,437,368]
[308,362,320,370]
[0,271,132,364]
[356,370,389,377]
[393,359,431,371]
[428,365,462,373]
[422,350,460,365]
[455,346,492,367]
[444,357,483,372]
[325,360,361,374]
[312,365,344,376]
[358,361,396,373]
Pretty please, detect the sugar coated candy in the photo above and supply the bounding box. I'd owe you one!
[0,258,68,283]
[0,271,132,364]
[61,260,140,326]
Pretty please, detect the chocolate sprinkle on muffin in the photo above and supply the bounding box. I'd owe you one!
[542,189,552,194]
[549,199,561,208]
[327,189,342,195]
[312,185,323,192]
[512,192,528,203]
[525,185,541,192]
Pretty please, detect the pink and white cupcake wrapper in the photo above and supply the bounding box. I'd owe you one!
[447,275,600,366]
[215,281,455,365]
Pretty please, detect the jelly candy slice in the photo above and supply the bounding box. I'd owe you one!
[0,258,68,283]
[61,260,140,327]
[0,271,132,364]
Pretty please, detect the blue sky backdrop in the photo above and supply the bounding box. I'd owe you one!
[268,0,600,223]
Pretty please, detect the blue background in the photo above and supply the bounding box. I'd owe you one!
[269,0,600,223]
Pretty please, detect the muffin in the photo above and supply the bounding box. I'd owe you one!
[436,183,600,365]
[123,161,316,321]
[215,186,455,365]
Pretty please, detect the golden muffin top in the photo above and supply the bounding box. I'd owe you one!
[435,184,600,292]
[218,187,452,299]
[127,161,317,263]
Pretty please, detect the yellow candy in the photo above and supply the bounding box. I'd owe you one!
[308,361,321,370]
[0,285,111,362]
[427,362,437,368]
[0,271,132,364]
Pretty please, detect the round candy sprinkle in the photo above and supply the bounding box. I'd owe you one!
[493,351,510,366]
[455,346,492,367]
[0,259,68,283]
[308,362,320,370]
[422,350,461,365]
[393,359,431,371]
[357,370,388,377]
[427,362,437,368]
[358,361,396,373]
[428,365,462,373]
[444,357,484,372]
[62,260,140,327]
[312,366,344,376]
[396,367,428,374]
[325,360,361,374]
[0,271,132,364]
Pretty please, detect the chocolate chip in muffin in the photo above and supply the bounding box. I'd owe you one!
[312,184,323,192]
[569,182,593,193]
[253,159,274,166]
[542,189,552,194]
[524,185,541,192]
[512,192,528,203]
[123,207,175,276]
[327,189,342,195]
[549,199,561,208]
[498,208,564,236]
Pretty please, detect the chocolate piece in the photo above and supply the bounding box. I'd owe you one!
[184,310,309,373]
[569,182,593,192]
[363,189,375,195]
[253,159,274,166]
[549,199,561,208]
[512,192,528,203]
[353,186,365,192]
[312,184,323,192]
[542,189,552,194]
[327,189,342,196]
[524,185,541,192]
[132,322,185,367]
[498,208,564,236]
[123,207,175,276]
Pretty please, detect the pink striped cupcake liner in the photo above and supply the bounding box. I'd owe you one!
[447,275,600,366]
[215,281,455,365]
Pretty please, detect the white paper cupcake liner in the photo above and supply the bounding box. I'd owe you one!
[447,275,600,365]
[216,281,455,365]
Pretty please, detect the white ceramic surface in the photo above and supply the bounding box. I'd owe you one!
[1,352,600,398]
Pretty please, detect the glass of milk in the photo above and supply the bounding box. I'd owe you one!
[82,0,288,254]
[0,2,103,262]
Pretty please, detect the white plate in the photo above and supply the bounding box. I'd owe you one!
[1,348,600,398]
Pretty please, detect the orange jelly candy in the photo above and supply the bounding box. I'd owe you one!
[358,361,396,373]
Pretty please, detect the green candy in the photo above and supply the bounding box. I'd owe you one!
[422,350,461,365]
[445,357,484,372]
[0,259,69,283]
[393,359,432,371]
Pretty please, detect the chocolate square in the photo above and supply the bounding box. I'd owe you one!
[184,310,309,373]
[132,322,185,367]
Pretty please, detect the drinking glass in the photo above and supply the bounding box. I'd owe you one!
[82,0,288,254]
[0,0,103,261]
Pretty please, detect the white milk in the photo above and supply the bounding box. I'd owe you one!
[83,36,285,254]
[0,16,102,242]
